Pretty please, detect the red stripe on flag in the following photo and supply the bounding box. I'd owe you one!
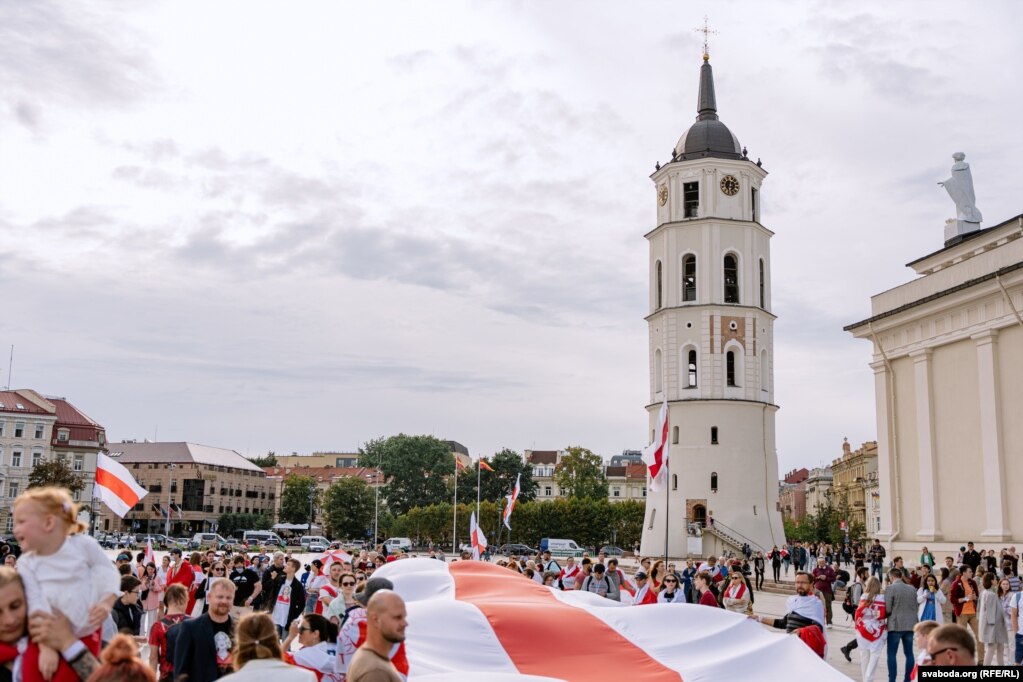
[95,467,141,507]
[451,562,681,681]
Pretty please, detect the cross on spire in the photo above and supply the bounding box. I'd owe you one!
[694,16,717,62]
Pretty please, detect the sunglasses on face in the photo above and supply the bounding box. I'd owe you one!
[342,582,356,587]
[664,579,677,584]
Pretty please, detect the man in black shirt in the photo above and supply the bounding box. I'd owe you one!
[230,555,262,619]
[868,539,886,581]
[962,542,982,572]
[173,579,236,682]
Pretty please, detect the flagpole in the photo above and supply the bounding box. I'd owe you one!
[664,452,670,567]
[452,457,458,555]
[476,458,482,519]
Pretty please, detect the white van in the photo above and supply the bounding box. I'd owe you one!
[540,538,584,558]
[243,530,284,548]
[384,537,412,553]
[192,532,227,548]
[300,535,330,551]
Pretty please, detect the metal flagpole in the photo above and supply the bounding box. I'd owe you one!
[663,453,670,566]
[476,458,482,519]
[452,458,458,554]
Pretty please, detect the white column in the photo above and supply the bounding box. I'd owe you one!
[870,360,896,541]
[973,330,1011,540]
[910,349,941,540]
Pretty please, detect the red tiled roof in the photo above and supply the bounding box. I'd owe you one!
[605,465,627,477]
[625,463,647,479]
[51,398,101,427]
[0,391,50,414]
[525,451,558,465]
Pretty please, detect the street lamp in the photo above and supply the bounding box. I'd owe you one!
[165,463,177,537]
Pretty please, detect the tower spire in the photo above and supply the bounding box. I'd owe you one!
[694,17,719,121]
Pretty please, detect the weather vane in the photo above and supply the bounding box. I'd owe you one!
[695,16,717,61]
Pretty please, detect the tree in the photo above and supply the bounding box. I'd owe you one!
[454,448,537,505]
[248,451,278,468]
[28,460,85,495]
[323,477,375,541]
[280,475,319,526]
[217,512,272,538]
[553,446,608,501]
[359,434,453,516]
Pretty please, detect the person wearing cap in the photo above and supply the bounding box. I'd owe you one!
[631,571,657,605]
[337,578,408,680]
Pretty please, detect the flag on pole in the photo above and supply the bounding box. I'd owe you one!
[469,511,488,560]
[95,452,148,518]
[170,502,184,519]
[454,454,466,472]
[641,398,669,492]
[502,473,521,530]
[478,459,494,472]
[143,537,156,567]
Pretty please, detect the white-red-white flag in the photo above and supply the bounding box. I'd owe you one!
[95,452,148,518]
[502,473,521,530]
[373,558,849,681]
[641,398,669,492]
[143,537,156,567]
[469,511,488,560]
[319,549,354,569]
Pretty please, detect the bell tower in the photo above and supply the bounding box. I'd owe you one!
[640,51,785,557]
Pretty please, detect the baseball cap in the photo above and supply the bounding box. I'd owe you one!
[635,570,648,579]
[355,577,394,606]
[116,553,131,562]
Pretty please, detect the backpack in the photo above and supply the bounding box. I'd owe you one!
[843,582,862,615]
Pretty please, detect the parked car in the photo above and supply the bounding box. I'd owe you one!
[539,538,584,558]
[599,545,625,557]
[138,534,173,550]
[349,540,366,551]
[498,543,534,557]
[383,537,412,553]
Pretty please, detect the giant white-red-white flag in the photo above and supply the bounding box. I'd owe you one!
[502,474,521,530]
[641,398,669,492]
[469,511,488,560]
[95,452,148,518]
[374,558,848,681]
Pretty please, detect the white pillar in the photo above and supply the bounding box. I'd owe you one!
[870,360,896,541]
[910,349,941,540]
[973,330,1011,540]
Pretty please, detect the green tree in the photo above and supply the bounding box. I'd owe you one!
[359,435,453,516]
[217,512,272,537]
[28,460,85,495]
[280,475,319,526]
[454,448,537,505]
[323,477,375,541]
[248,451,278,468]
[553,446,608,501]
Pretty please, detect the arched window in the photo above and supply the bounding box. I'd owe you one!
[687,348,698,388]
[682,254,696,302]
[654,349,662,393]
[723,253,739,303]
[759,259,765,309]
[726,351,737,387]
[760,349,769,392]
[672,426,679,444]
[711,472,718,492]
[655,260,663,310]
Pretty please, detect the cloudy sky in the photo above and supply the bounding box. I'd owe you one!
[2,1,1020,473]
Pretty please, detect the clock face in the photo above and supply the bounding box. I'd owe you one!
[720,175,740,196]
[657,183,668,206]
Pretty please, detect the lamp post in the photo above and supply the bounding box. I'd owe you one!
[308,480,316,537]
[165,463,177,537]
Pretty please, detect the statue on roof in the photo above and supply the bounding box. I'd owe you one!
[938,152,982,224]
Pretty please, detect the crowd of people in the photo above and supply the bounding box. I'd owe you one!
[1,486,411,682]
[3,484,1021,681]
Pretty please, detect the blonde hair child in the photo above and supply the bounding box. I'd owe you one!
[14,487,120,682]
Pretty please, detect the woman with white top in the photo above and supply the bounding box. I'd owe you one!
[721,573,750,614]
[283,613,340,681]
[854,577,887,682]
[657,575,685,604]
[219,613,315,682]
[916,573,946,624]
